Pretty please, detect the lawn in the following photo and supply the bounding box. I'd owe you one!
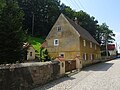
[27,36,44,55]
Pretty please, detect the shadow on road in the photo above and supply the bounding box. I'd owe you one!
[83,62,114,71]
[34,76,75,90]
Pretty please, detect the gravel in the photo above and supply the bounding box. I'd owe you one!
[33,59,120,90]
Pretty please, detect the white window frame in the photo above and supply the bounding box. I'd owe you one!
[59,53,65,58]
[83,40,86,47]
[90,54,93,60]
[83,53,87,60]
[57,26,61,32]
[54,39,59,46]
[90,42,92,48]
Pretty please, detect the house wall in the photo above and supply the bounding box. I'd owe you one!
[79,37,101,66]
[27,47,35,60]
[46,14,101,67]
[46,14,80,60]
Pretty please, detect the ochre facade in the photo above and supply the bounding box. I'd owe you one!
[80,37,101,66]
[46,14,101,67]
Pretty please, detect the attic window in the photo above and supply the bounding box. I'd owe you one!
[57,26,61,31]
[54,39,59,46]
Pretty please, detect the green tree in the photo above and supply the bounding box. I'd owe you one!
[61,6,75,19]
[0,0,26,63]
[74,11,98,40]
[97,23,115,45]
[61,6,115,44]
[18,0,60,37]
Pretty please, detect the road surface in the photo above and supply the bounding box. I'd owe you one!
[34,59,120,90]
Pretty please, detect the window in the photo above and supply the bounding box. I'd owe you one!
[83,40,86,47]
[83,53,87,60]
[95,44,96,50]
[90,54,94,60]
[57,26,61,31]
[96,54,98,59]
[90,42,92,48]
[59,53,65,58]
[54,39,59,46]
[30,52,32,56]
[90,54,93,60]
[86,54,88,60]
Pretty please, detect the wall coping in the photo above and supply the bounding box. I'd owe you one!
[0,61,59,70]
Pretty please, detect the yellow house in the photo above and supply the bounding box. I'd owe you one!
[46,13,101,67]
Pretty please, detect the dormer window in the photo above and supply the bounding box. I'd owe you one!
[57,26,61,32]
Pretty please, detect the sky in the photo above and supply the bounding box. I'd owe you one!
[61,0,120,52]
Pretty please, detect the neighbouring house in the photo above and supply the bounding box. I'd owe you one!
[107,44,117,57]
[23,43,35,60]
[45,13,101,67]
[101,44,117,58]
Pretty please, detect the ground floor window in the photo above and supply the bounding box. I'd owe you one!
[90,54,94,60]
[59,53,65,58]
[83,53,87,60]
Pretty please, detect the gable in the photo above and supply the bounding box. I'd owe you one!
[46,13,80,39]
[46,13,80,52]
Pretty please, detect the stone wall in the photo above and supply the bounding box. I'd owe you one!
[0,61,60,90]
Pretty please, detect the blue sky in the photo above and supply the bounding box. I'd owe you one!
[61,0,120,52]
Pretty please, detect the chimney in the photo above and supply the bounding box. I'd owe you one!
[74,17,78,24]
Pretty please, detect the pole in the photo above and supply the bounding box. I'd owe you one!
[105,39,108,57]
[105,34,108,57]
[32,12,34,36]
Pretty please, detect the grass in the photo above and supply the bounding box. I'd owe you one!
[27,36,44,55]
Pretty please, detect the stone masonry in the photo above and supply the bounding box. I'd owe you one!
[0,61,60,90]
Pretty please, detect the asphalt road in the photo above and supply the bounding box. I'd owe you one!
[34,59,120,90]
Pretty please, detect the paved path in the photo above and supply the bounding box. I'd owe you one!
[34,59,120,90]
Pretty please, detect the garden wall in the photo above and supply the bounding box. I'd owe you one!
[0,61,60,90]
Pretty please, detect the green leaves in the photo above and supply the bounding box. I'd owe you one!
[97,23,115,44]
[0,0,25,63]
[18,0,61,36]
[61,6,115,45]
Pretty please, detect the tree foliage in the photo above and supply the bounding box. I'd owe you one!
[97,23,115,45]
[17,0,115,44]
[18,0,61,37]
[61,4,115,44]
[0,0,115,63]
[0,0,25,63]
